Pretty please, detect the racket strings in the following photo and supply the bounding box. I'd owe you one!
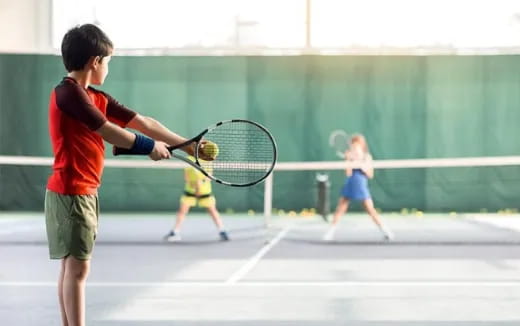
[333,135,349,153]
[329,130,349,158]
[199,122,275,185]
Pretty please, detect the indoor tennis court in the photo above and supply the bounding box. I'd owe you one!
[2,0,520,325]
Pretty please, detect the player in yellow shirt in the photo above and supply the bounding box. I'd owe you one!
[164,156,229,241]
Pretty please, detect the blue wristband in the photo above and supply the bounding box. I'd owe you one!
[130,134,155,155]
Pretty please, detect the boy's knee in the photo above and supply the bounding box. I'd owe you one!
[71,266,89,281]
[65,258,90,281]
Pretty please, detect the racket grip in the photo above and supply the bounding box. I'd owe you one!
[113,146,141,156]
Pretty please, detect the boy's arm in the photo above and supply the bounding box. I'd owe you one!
[127,114,196,156]
[96,121,171,161]
[102,93,196,156]
[95,121,136,149]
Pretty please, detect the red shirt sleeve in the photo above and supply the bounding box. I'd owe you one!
[94,90,137,128]
[55,81,107,130]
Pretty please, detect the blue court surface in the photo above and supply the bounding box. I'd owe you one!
[1,212,520,325]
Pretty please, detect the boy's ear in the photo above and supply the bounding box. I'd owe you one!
[86,56,101,69]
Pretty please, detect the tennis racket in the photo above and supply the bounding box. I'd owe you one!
[114,119,277,187]
[328,129,350,159]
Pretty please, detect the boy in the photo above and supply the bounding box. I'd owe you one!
[164,156,229,242]
[45,24,199,326]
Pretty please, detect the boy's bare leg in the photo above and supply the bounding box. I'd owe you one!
[58,259,69,326]
[207,204,229,240]
[207,204,224,230]
[63,256,90,326]
[174,203,191,232]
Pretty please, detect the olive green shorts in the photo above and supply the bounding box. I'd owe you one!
[45,190,99,260]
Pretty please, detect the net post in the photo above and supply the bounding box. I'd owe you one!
[263,172,273,227]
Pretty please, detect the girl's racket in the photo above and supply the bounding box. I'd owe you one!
[328,129,350,159]
[114,119,277,187]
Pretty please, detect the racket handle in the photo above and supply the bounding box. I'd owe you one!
[113,146,141,156]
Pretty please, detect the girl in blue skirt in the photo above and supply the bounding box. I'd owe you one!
[324,134,394,241]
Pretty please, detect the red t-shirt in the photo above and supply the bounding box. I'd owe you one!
[47,77,136,195]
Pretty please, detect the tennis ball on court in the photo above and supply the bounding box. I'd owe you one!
[202,141,219,159]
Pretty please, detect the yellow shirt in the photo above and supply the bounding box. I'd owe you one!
[184,156,212,195]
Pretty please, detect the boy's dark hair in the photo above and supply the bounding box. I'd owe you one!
[61,24,113,72]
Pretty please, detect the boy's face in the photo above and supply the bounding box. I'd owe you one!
[91,55,111,85]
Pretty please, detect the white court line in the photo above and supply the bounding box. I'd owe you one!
[2,281,520,287]
[468,216,520,233]
[0,225,40,235]
[225,225,292,284]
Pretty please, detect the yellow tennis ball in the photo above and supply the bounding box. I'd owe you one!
[202,141,219,159]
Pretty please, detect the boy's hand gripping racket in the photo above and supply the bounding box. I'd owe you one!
[114,119,277,187]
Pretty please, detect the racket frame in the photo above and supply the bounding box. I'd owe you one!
[118,119,277,187]
[328,129,350,159]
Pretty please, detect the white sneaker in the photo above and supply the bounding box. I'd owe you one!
[380,227,394,241]
[164,230,182,242]
[323,226,337,241]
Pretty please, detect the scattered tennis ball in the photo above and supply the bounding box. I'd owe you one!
[202,141,219,159]
[449,211,457,216]
[288,210,297,217]
[247,209,255,216]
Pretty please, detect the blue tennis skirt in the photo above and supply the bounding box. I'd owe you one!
[340,169,371,201]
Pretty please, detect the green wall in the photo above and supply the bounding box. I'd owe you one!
[1,54,519,212]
